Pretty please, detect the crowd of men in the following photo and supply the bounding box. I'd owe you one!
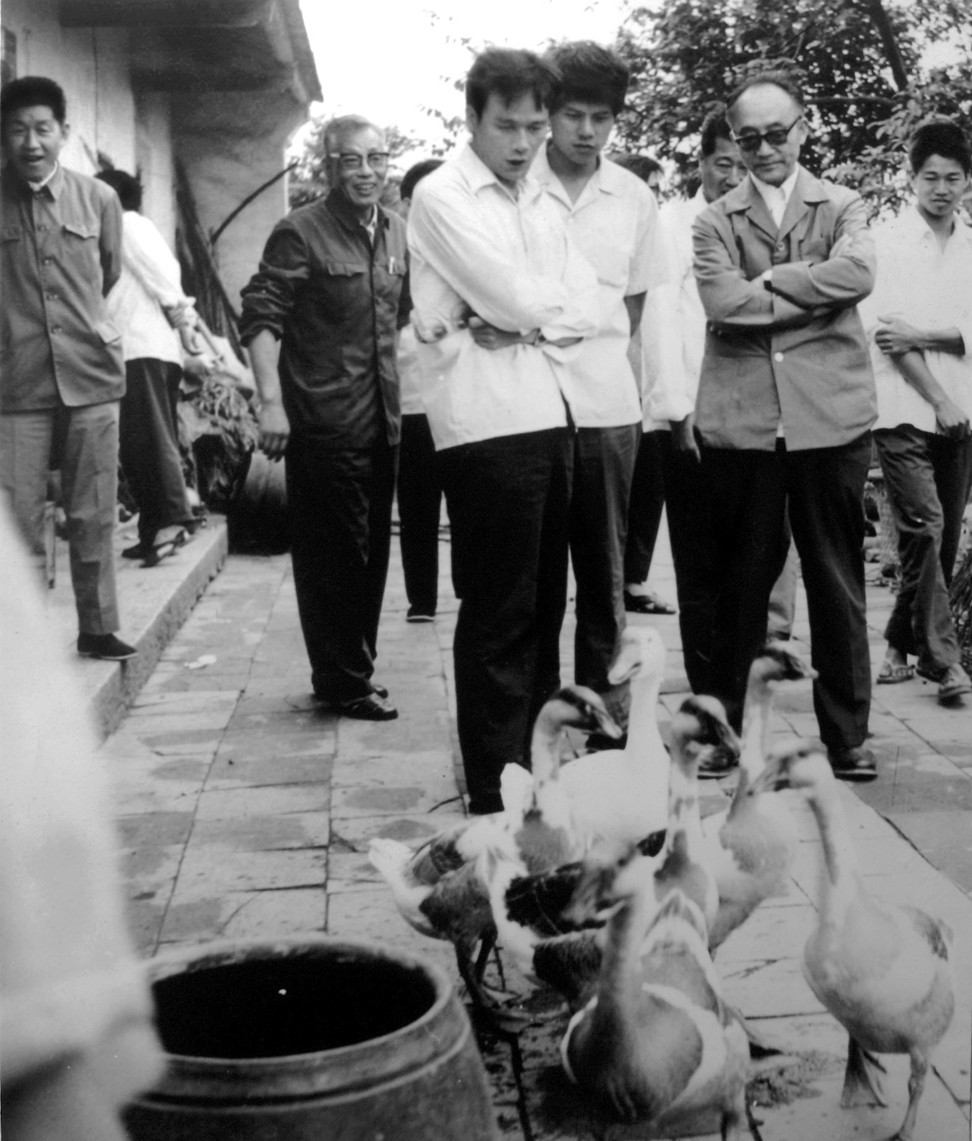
[5,45,972,814]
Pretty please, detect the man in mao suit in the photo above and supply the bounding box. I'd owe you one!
[692,71,878,780]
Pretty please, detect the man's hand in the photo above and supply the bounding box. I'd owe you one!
[467,315,523,351]
[875,315,924,357]
[258,400,290,461]
[933,395,971,440]
[670,413,700,460]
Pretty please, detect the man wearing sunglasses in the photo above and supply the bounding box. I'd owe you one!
[692,71,879,782]
[239,116,407,720]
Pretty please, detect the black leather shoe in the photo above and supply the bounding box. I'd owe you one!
[827,745,878,782]
[77,633,137,661]
[339,693,398,721]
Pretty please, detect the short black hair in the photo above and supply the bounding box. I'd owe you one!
[699,104,733,158]
[465,48,559,118]
[611,152,662,182]
[545,41,628,117]
[726,70,805,116]
[400,158,443,201]
[909,118,972,176]
[96,168,143,211]
[1,76,67,126]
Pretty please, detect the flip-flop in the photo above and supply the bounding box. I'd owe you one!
[876,660,914,684]
[624,590,677,615]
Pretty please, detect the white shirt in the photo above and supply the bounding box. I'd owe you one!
[531,147,662,428]
[640,189,708,428]
[751,167,799,227]
[407,145,600,449]
[862,206,972,432]
[105,211,193,365]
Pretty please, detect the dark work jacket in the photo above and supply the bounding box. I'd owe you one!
[239,189,406,449]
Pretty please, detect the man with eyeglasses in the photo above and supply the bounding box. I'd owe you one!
[692,71,879,782]
[239,115,407,720]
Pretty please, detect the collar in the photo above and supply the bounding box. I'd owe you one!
[898,202,972,249]
[13,161,63,199]
[532,144,625,199]
[457,143,541,203]
[325,187,388,235]
[722,165,826,216]
[751,166,799,208]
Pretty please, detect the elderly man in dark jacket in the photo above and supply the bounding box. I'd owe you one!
[239,115,407,719]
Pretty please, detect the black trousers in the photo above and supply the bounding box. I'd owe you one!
[286,433,397,701]
[438,427,572,809]
[701,434,871,750]
[624,428,668,586]
[397,413,443,615]
[119,358,193,545]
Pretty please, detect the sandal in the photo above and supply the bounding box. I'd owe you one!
[876,659,915,684]
[624,590,677,615]
[141,527,188,567]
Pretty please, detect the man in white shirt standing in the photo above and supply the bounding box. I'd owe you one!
[865,120,972,703]
[532,41,661,739]
[408,48,599,813]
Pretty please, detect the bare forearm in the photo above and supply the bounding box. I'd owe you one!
[247,329,283,406]
[894,349,951,408]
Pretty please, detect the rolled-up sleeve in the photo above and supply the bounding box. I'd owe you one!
[238,222,311,345]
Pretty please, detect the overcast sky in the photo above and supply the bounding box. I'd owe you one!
[297,0,628,153]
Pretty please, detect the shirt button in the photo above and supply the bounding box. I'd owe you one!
[774,351,784,363]
[51,325,62,334]
[42,257,53,264]
[777,242,785,250]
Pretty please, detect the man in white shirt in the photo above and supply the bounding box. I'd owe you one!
[640,109,747,700]
[97,169,201,567]
[864,120,972,703]
[408,48,599,813]
[532,41,661,738]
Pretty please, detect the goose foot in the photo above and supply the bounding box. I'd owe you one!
[840,1037,888,1108]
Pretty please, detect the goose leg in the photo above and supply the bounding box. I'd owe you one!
[891,1049,928,1141]
[840,1036,888,1108]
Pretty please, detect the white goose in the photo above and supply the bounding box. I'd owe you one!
[500,625,669,850]
[368,686,620,1026]
[702,641,817,950]
[749,740,955,1141]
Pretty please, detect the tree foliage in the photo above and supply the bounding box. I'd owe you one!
[612,0,972,213]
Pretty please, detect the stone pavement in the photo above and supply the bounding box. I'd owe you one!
[90,518,972,1140]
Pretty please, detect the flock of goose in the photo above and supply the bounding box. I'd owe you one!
[369,627,955,1141]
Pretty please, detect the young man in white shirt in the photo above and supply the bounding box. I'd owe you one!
[865,120,972,703]
[408,48,599,813]
[532,41,661,739]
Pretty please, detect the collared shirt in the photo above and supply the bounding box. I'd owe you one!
[531,147,662,428]
[751,167,799,228]
[407,144,600,449]
[641,188,708,427]
[105,210,191,366]
[1,165,125,412]
[862,206,972,432]
[239,188,407,449]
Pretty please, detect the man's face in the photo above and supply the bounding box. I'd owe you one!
[699,136,747,203]
[327,126,388,216]
[2,103,68,183]
[728,84,807,187]
[467,92,549,188]
[548,100,614,170]
[912,153,971,225]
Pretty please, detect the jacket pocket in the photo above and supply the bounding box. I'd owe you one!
[323,260,368,276]
[63,221,99,241]
[95,319,122,345]
[1,225,23,243]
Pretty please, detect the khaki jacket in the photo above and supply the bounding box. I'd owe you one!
[692,167,876,451]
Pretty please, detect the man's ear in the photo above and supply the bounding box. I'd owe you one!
[465,105,479,136]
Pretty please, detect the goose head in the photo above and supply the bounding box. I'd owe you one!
[558,839,648,928]
[746,739,834,797]
[751,641,818,688]
[537,685,623,741]
[607,625,666,687]
[669,694,740,772]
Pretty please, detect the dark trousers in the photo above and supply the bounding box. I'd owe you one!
[120,358,193,546]
[624,428,668,585]
[286,433,397,701]
[397,413,443,615]
[438,428,572,809]
[702,434,871,750]
[571,423,641,718]
[875,425,972,671]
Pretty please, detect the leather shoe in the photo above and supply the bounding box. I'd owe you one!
[339,693,398,721]
[77,632,137,661]
[938,662,972,704]
[827,745,877,782]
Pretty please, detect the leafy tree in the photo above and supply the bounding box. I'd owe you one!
[612,0,972,212]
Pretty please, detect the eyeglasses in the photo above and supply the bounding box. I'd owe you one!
[329,152,390,173]
[730,116,803,153]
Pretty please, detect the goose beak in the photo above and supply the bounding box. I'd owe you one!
[591,703,623,741]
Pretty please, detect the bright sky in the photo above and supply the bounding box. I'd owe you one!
[297,0,629,155]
